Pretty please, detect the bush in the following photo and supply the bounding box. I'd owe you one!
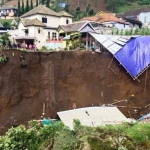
[39,46,49,51]
[0,120,150,149]
[0,55,8,64]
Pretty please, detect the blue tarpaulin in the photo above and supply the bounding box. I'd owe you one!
[59,2,66,8]
[89,33,150,79]
[115,36,150,78]
[42,118,54,126]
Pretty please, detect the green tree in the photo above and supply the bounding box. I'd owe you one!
[46,0,50,8]
[1,20,11,28]
[76,6,80,20]
[42,0,44,4]
[36,0,38,6]
[30,0,33,10]
[0,33,10,45]
[89,8,94,16]
[115,29,119,35]
[18,0,21,16]
[21,0,25,15]
[120,29,124,35]
[86,3,90,16]
[105,0,126,13]
[25,0,29,12]
[64,4,69,12]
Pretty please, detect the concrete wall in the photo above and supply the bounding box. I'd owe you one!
[139,12,150,23]
[114,23,130,30]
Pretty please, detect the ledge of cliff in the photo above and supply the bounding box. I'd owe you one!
[0,50,150,133]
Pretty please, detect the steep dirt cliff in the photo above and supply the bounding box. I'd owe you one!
[0,50,150,133]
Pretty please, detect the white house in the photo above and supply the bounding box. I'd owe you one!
[13,5,73,49]
[117,8,150,28]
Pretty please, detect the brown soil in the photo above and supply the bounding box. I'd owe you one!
[0,50,150,133]
[5,0,106,13]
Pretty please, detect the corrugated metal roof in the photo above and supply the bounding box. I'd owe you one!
[89,32,140,54]
[57,107,128,130]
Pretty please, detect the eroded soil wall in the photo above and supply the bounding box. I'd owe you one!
[0,50,150,132]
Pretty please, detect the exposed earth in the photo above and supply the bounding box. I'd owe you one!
[4,0,106,12]
[0,50,150,134]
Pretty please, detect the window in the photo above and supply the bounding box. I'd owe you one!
[48,32,50,39]
[25,29,29,36]
[38,29,40,34]
[66,19,69,24]
[52,32,57,39]
[42,17,47,23]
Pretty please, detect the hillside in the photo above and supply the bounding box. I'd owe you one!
[0,50,150,134]
[4,0,106,13]
[68,0,106,12]
[4,0,150,17]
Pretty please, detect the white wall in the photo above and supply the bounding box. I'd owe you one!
[34,27,58,48]
[101,22,130,29]
[24,14,73,27]
[139,12,150,23]
[18,21,26,36]
[24,14,60,28]
[60,16,72,25]
[114,23,130,29]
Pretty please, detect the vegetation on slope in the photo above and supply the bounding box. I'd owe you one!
[17,0,150,20]
[106,0,150,13]
[0,119,150,150]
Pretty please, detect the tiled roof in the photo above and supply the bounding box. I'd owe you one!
[60,21,87,32]
[21,5,59,18]
[82,13,123,23]
[58,11,73,18]
[21,18,46,27]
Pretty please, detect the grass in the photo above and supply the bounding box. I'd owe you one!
[117,2,150,14]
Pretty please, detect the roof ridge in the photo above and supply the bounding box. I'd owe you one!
[37,5,43,14]
[33,18,37,25]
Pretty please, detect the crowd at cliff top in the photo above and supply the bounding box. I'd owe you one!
[0,41,38,51]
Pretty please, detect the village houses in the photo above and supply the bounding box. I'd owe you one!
[9,6,150,50]
[12,5,73,49]
[117,8,150,28]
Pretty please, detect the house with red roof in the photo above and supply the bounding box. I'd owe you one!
[81,11,130,31]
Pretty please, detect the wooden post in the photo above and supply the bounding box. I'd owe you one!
[86,32,88,51]
[43,102,45,116]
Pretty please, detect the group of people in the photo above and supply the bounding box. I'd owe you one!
[21,43,38,51]
[5,41,38,51]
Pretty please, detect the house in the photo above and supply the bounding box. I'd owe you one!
[57,107,128,130]
[118,8,150,28]
[58,21,95,49]
[0,6,18,19]
[81,11,130,32]
[14,5,73,49]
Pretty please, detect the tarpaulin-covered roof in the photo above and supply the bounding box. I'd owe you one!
[57,107,128,130]
[115,36,150,78]
[89,32,150,79]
